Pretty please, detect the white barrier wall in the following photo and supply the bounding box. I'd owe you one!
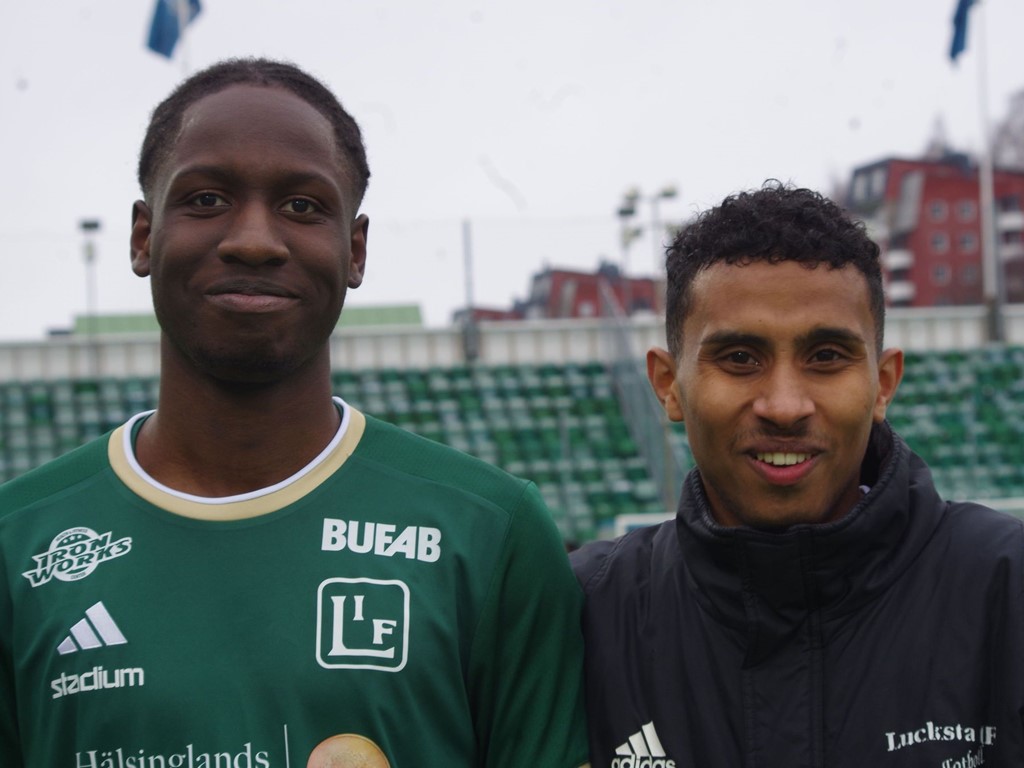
[2,306,1024,382]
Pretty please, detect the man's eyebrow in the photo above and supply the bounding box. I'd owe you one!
[167,164,238,186]
[699,327,867,349]
[700,331,766,349]
[797,326,867,348]
[168,165,342,190]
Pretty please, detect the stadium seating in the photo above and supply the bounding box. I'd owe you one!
[887,346,1024,500]
[329,362,667,541]
[2,348,1023,540]
[0,362,665,541]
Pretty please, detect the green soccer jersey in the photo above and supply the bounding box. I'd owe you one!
[0,400,589,768]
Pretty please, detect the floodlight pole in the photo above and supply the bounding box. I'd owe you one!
[649,185,679,274]
[462,218,480,363]
[975,1,1005,342]
[617,189,642,316]
[176,0,192,76]
[80,219,102,376]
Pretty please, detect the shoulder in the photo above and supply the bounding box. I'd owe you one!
[939,500,1024,557]
[570,520,673,595]
[0,435,112,523]
[354,413,540,518]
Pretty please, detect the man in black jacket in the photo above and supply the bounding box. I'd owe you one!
[571,182,1024,767]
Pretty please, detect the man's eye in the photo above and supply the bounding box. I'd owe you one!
[812,349,843,363]
[283,199,317,214]
[726,351,757,366]
[191,193,226,207]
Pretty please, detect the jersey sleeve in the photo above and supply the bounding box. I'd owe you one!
[0,539,25,767]
[467,482,590,768]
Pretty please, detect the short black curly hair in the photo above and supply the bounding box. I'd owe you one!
[138,57,370,206]
[664,181,884,359]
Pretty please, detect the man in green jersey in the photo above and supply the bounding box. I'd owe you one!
[0,58,589,768]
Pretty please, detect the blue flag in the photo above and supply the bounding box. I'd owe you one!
[147,0,202,58]
[949,0,974,61]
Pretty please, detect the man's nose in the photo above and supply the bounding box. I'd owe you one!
[217,203,289,266]
[751,365,815,428]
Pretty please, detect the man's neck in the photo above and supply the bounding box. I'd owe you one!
[134,351,341,498]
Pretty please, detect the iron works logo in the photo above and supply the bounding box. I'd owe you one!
[316,578,409,672]
[22,527,132,588]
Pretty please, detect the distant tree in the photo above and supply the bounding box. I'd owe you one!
[994,89,1024,171]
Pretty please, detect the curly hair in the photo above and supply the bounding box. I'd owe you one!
[138,57,370,206]
[664,181,884,358]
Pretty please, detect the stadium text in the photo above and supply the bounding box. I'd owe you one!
[51,666,144,700]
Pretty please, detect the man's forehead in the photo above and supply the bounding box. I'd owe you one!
[689,259,870,303]
[684,259,875,342]
[152,83,359,205]
[176,84,334,145]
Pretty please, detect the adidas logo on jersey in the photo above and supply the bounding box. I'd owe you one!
[51,602,143,700]
[57,601,127,655]
[611,722,676,768]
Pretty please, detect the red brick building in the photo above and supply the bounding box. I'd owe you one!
[846,155,1024,307]
[454,262,661,323]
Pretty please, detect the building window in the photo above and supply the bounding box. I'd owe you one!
[871,168,887,198]
[956,200,977,221]
[888,267,911,282]
[931,232,950,253]
[999,194,1021,213]
[928,200,949,222]
[530,274,552,302]
[852,174,869,204]
[958,232,978,252]
[961,264,979,285]
[932,264,952,286]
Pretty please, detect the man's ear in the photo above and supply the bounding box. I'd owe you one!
[130,200,153,277]
[647,347,685,422]
[347,214,369,289]
[873,347,905,422]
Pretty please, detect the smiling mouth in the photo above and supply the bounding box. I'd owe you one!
[206,292,298,313]
[755,452,811,466]
[208,280,295,299]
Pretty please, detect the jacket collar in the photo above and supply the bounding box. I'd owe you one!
[673,422,945,658]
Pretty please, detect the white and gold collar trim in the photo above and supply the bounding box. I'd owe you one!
[108,396,365,521]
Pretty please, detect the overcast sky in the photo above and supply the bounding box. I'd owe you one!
[1,0,1021,341]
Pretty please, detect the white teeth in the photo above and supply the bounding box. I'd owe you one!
[756,452,809,466]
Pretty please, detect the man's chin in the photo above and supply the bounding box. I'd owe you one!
[187,345,305,387]
[718,497,833,530]
[743,515,816,532]
[732,498,852,530]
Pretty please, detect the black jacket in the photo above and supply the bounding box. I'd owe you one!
[571,423,1024,767]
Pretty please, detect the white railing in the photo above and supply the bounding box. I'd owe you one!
[2,306,1024,382]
